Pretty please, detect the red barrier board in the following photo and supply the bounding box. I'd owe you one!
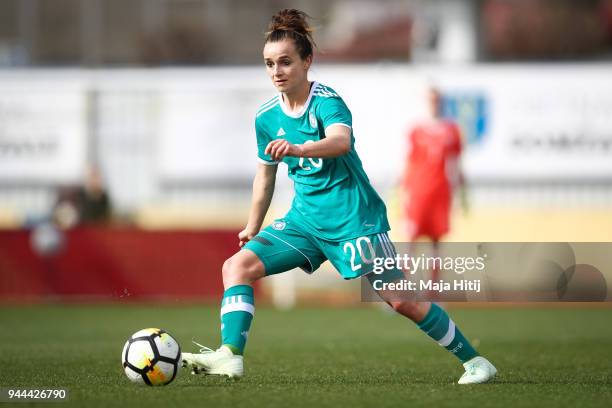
[0,227,245,302]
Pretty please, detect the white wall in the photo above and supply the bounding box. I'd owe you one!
[1,64,611,218]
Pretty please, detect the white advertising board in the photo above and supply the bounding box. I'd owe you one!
[1,66,610,188]
[155,65,612,185]
[158,85,264,181]
[427,65,612,181]
[0,78,87,183]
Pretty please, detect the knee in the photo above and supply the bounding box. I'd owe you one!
[222,253,264,286]
[221,258,233,280]
[388,300,427,321]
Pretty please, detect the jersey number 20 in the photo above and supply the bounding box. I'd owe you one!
[343,237,376,272]
[298,141,322,171]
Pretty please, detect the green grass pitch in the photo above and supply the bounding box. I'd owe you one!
[1,304,611,407]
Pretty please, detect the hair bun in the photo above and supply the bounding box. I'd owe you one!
[265,9,316,59]
[268,9,313,36]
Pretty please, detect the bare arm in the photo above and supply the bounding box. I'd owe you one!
[264,125,351,161]
[446,156,468,213]
[239,163,278,247]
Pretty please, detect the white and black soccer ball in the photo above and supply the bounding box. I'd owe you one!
[121,328,181,386]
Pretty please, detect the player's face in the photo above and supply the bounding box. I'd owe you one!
[263,39,311,94]
[428,89,442,118]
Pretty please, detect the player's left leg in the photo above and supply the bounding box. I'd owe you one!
[363,235,497,384]
[373,293,496,384]
[325,232,496,384]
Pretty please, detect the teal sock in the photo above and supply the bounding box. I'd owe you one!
[220,285,254,355]
[417,303,479,363]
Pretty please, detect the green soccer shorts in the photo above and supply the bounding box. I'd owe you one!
[243,218,404,281]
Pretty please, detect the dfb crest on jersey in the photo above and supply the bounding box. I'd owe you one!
[309,111,317,128]
[272,221,286,231]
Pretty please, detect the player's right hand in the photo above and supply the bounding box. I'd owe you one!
[238,228,257,247]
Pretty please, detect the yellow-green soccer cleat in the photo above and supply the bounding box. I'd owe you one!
[458,356,497,384]
[182,344,244,379]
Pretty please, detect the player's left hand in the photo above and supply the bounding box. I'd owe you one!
[459,185,470,215]
[265,139,303,161]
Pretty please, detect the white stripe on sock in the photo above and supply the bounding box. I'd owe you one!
[220,302,255,317]
[438,320,456,347]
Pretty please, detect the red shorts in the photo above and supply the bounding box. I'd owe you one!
[404,193,450,241]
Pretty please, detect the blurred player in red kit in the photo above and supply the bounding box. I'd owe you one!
[401,87,467,279]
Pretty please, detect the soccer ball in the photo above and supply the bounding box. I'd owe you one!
[121,328,181,386]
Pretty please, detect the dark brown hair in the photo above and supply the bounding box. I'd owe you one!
[265,9,316,60]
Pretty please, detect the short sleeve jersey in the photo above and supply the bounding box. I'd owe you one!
[255,82,389,242]
[403,120,462,196]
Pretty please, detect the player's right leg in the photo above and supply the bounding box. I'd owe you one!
[182,219,324,379]
[181,249,264,378]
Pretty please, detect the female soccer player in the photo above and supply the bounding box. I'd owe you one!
[182,9,496,384]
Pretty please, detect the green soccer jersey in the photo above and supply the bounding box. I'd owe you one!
[255,82,390,242]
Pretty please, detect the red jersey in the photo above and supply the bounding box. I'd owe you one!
[403,120,462,198]
[402,119,462,240]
